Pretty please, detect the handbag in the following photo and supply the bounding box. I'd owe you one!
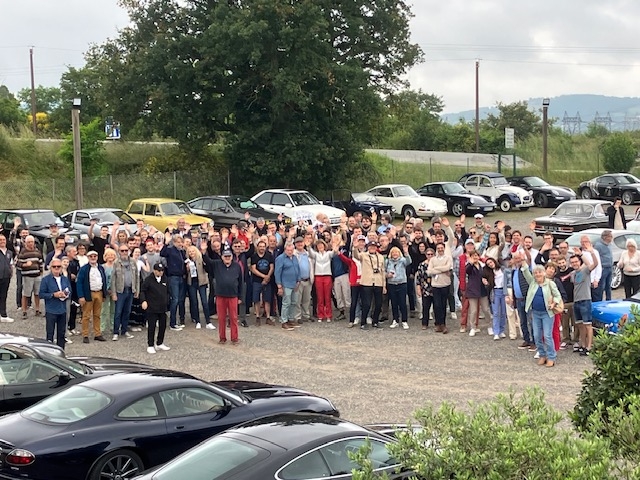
[551,299,564,315]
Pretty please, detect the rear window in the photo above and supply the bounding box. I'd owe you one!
[22,385,111,424]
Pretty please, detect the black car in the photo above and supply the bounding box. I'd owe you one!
[416,182,496,216]
[0,209,84,249]
[0,332,65,357]
[532,200,612,239]
[134,412,409,480]
[324,189,395,217]
[507,176,576,208]
[187,195,288,228]
[0,371,339,480]
[0,343,152,414]
[578,173,640,205]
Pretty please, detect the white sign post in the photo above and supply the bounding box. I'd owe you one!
[504,128,515,149]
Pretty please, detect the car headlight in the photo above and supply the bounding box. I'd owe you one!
[420,202,426,208]
[469,198,475,204]
[491,196,496,202]
[551,189,559,195]
[528,190,533,196]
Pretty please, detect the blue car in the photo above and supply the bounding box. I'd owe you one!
[591,292,640,334]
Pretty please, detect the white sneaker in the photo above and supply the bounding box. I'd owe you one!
[533,351,540,359]
[130,326,143,332]
[469,328,477,337]
[210,314,218,319]
[0,316,14,323]
[156,344,171,351]
[402,322,409,330]
[493,335,500,341]
[147,346,156,354]
[390,320,399,329]
[124,332,134,339]
[499,332,507,338]
[450,312,457,320]
[65,337,73,344]
[459,328,466,333]
[112,334,119,341]
[354,317,361,324]
[195,323,202,329]
[170,326,183,331]
[366,316,373,325]
[488,327,494,336]
[206,323,216,330]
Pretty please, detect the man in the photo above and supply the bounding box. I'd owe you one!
[580,235,601,300]
[457,238,478,332]
[607,197,626,230]
[140,262,171,354]
[76,250,107,343]
[511,251,535,350]
[141,239,164,280]
[293,236,313,325]
[0,234,14,323]
[160,234,187,330]
[232,239,251,327]
[66,246,80,335]
[212,247,244,344]
[38,258,70,349]
[89,221,111,264]
[427,242,452,333]
[111,244,140,341]
[12,226,29,309]
[42,223,61,258]
[535,232,556,265]
[275,242,301,331]
[167,218,192,239]
[557,241,571,261]
[570,244,599,356]
[250,240,274,326]
[16,235,43,318]
[44,235,66,270]
[593,230,613,302]
[556,256,575,348]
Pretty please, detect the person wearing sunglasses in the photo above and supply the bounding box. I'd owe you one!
[39,258,71,349]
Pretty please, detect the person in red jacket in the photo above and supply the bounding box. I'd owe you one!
[339,237,363,328]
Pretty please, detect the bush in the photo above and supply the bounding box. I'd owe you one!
[600,132,637,173]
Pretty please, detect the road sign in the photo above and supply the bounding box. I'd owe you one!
[504,128,514,149]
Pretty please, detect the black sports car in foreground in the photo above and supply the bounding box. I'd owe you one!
[507,176,575,208]
[578,173,640,205]
[0,343,151,414]
[0,371,339,480]
[324,189,395,217]
[416,181,496,216]
[133,413,409,480]
[532,199,612,239]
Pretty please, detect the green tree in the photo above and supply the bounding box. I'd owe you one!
[0,86,26,128]
[484,101,542,143]
[585,122,610,138]
[16,86,63,114]
[57,118,107,176]
[599,132,637,173]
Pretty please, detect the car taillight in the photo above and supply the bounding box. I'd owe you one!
[6,449,35,466]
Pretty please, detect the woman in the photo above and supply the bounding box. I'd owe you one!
[308,239,336,322]
[385,246,412,329]
[427,242,453,333]
[618,238,640,298]
[545,262,567,354]
[100,248,117,335]
[416,248,435,330]
[483,232,503,263]
[112,229,129,250]
[521,261,563,367]
[128,247,146,330]
[76,243,88,267]
[486,257,506,340]
[465,251,493,336]
[353,240,386,329]
[186,245,214,329]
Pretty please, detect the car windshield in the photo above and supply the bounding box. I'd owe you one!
[618,175,640,185]
[227,196,259,210]
[353,193,378,202]
[161,202,192,215]
[392,185,419,197]
[153,436,263,480]
[442,183,467,194]
[22,385,111,424]
[290,192,320,206]
[90,210,136,224]
[41,351,88,375]
[524,177,549,187]
[22,212,64,229]
[552,203,594,218]
[491,176,508,186]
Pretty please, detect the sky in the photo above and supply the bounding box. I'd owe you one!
[1,0,640,114]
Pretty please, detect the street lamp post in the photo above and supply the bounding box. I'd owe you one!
[542,98,550,177]
[71,98,83,209]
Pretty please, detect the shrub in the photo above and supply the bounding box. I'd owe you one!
[600,132,637,173]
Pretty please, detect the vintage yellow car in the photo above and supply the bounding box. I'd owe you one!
[126,198,211,232]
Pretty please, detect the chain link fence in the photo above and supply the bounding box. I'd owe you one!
[0,170,230,213]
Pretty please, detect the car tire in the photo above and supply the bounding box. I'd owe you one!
[89,449,144,480]
[622,191,634,205]
[534,192,549,208]
[611,265,622,290]
[451,202,464,217]
[498,197,512,212]
[580,188,592,199]
[402,206,416,218]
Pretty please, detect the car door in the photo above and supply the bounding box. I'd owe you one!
[598,176,616,198]
[462,175,480,196]
[212,198,237,226]
[374,187,396,210]
[160,387,257,456]
[253,192,274,212]
[476,175,496,201]
[127,201,145,223]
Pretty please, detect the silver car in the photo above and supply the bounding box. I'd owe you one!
[61,208,138,236]
[565,228,640,289]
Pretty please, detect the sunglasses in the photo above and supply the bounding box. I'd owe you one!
[426,253,434,256]
[120,249,129,252]
[50,265,62,269]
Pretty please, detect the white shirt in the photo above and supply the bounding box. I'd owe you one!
[88,265,103,291]
[582,250,602,283]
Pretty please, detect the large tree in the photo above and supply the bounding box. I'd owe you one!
[0,86,25,128]
[85,0,422,192]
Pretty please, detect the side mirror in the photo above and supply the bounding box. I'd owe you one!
[57,371,71,385]
[155,212,162,217]
[284,203,293,208]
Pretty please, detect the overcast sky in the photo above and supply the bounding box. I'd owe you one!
[1,0,639,113]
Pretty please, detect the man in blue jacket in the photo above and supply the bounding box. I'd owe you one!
[275,242,301,331]
[160,233,187,330]
[39,258,71,349]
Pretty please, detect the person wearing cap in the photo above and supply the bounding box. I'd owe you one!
[39,258,71,349]
[352,239,386,329]
[110,242,141,341]
[293,236,313,325]
[76,250,107,343]
[140,262,171,354]
[275,242,301,330]
[211,247,244,343]
[42,223,61,258]
[44,236,67,271]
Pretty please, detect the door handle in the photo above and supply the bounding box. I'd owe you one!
[175,425,185,430]
[12,393,22,396]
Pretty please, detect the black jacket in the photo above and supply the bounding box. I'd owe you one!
[211,260,243,299]
[607,205,627,229]
[139,274,169,313]
[0,249,12,280]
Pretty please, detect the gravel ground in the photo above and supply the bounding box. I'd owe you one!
[2,208,615,426]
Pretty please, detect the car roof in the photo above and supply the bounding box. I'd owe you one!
[558,199,611,206]
[370,184,412,188]
[79,369,200,395]
[228,413,379,450]
[129,198,186,203]
[460,172,505,178]
[422,181,456,185]
[71,208,125,213]
[0,209,56,213]
[257,189,309,193]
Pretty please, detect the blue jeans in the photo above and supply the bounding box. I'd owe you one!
[593,267,612,301]
[113,287,133,335]
[531,309,556,361]
[516,297,533,344]
[387,283,408,322]
[168,276,186,327]
[281,287,297,323]
[46,312,67,349]
[492,288,506,335]
[188,278,210,324]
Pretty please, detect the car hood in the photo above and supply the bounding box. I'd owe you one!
[236,207,279,220]
[161,213,211,225]
[534,185,575,194]
[534,215,590,225]
[496,185,530,197]
[213,380,315,399]
[69,356,153,371]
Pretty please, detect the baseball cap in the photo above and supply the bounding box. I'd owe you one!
[222,248,233,256]
[474,213,484,219]
[153,262,165,271]
[87,250,99,256]
[465,238,475,245]
[294,236,304,243]
[49,223,59,228]
[357,234,366,241]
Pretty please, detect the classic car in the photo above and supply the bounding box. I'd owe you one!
[251,189,345,225]
[0,332,65,356]
[578,173,640,205]
[591,291,640,333]
[0,209,84,248]
[416,181,495,216]
[125,198,211,232]
[133,413,410,480]
[0,371,338,480]
[365,184,447,219]
[458,172,534,212]
[324,189,395,217]
[507,176,576,208]
[187,195,287,228]
[626,207,640,232]
[61,208,138,236]
[532,200,612,239]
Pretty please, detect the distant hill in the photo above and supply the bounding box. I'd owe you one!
[442,94,640,132]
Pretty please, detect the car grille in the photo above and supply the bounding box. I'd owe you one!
[523,196,532,203]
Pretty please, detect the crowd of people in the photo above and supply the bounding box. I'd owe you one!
[0,200,628,365]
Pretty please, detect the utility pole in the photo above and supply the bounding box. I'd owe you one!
[475,59,480,153]
[29,47,37,134]
[72,98,83,208]
[542,98,550,177]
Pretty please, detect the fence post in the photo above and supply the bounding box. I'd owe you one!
[52,179,55,204]
[227,169,231,195]
[467,157,469,173]
[173,171,177,199]
[498,154,502,173]
[110,175,114,197]
[513,153,517,176]
[429,157,432,182]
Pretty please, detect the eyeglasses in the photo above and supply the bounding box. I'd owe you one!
[426,253,434,256]
[454,224,462,227]
[469,230,476,235]
[119,249,129,252]
[50,265,62,269]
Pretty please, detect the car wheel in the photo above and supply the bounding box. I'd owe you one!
[534,192,549,208]
[451,202,464,216]
[402,206,416,218]
[611,265,622,290]
[580,188,592,199]
[89,449,143,480]
[498,197,512,212]
[622,191,634,205]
